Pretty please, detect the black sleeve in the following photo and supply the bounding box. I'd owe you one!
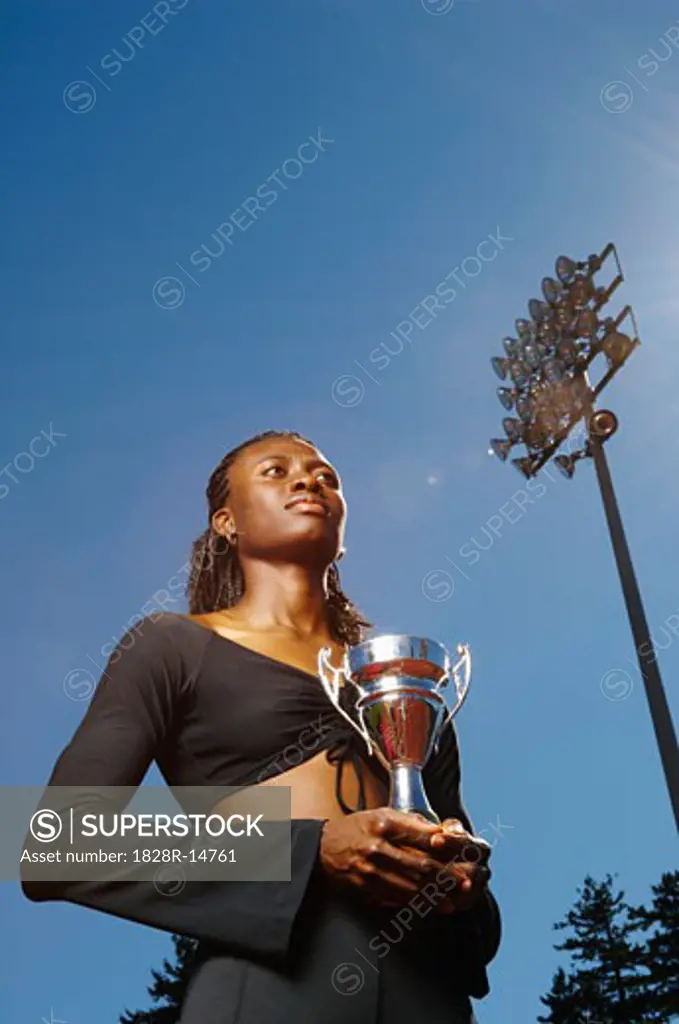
[423,721,502,968]
[20,616,324,962]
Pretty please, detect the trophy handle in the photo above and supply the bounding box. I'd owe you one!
[438,642,472,729]
[317,647,373,755]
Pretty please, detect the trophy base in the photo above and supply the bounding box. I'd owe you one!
[389,764,440,824]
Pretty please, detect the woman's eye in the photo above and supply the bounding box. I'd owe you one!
[262,464,337,485]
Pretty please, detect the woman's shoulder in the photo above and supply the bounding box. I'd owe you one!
[120,610,194,638]
[113,611,216,668]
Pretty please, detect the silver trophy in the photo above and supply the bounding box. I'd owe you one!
[318,634,472,823]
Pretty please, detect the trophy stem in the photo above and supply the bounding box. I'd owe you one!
[389,765,440,824]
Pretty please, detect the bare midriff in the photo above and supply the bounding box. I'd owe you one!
[212,751,387,823]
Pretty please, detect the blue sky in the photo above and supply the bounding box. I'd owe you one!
[3,1,679,1021]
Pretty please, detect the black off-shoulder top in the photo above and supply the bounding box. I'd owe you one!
[21,611,500,994]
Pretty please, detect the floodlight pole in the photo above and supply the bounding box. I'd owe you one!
[588,416,679,833]
[489,241,679,830]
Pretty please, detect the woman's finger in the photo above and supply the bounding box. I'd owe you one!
[363,863,423,896]
[430,831,491,865]
[373,809,442,850]
[369,838,441,878]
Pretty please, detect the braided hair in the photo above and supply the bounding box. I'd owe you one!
[185,430,371,646]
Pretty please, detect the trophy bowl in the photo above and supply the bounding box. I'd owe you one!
[318,634,471,822]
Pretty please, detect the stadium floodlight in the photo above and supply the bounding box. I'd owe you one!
[486,241,679,831]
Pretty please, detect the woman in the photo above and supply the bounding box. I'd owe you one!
[22,429,501,1024]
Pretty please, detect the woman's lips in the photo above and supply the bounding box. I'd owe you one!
[285,499,328,516]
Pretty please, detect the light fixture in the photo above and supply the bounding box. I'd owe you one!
[522,342,542,370]
[502,417,525,443]
[489,438,512,461]
[503,336,521,358]
[541,276,563,305]
[509,361,529,387]
[573,309,598,338]
[536,320,561,346]
[511,455,539,478]
[515,394,533,421]
[491,356,509,380]
[566,275,596,309]
[601,328,635,369]
[529,298,551,323]
[496,386,515,410]
[554,301,574,327]
[523,418,551,451]
[554,453,577,478]
[515,318,534,342]
[589,408,618,440]
[556,338,579,367]
[542,357,567,383]
[555,255,578,285]
[554,447,590,479]
[533,335,552,358]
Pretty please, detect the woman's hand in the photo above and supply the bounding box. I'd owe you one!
[426,817,492,912]
[318,809,448,907]
[318,810,492,914]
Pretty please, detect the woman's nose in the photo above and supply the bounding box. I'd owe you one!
[291,474,321,493]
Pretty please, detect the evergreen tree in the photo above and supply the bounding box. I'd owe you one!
[538,966,595,1023]
[119,935,198,1023]
[628,871,679,1022]
[539,875,648,1023]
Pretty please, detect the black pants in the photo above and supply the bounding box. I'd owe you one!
[180,885,475,1024]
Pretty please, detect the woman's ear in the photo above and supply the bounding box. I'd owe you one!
[211,508,237,544]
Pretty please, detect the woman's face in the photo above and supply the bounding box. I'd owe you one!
[214,436,346,566]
